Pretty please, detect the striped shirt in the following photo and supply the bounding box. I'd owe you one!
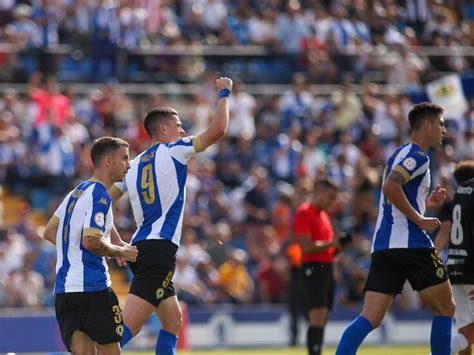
[112,137,198,247]
[51,180,113,294]
[372,142,433,252]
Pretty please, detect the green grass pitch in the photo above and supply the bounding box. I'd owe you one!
[127,345,429,354]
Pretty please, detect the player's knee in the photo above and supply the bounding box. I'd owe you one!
[430,298,455,317]
[70,343,94,355]
[446,299,456,317]
[161,312,183,333]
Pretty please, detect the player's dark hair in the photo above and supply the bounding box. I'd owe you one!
[314,178,339,192]
[90,136,129,167]
[143,107,179,138]
[408,102,444,131]
[453,160,474,185]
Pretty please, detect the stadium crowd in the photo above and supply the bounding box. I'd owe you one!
[0,0,473,315]
[0,0,472,83]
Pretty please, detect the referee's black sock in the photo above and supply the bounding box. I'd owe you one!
[307,326,324,355]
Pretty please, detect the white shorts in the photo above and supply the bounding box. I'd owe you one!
[453,284,474,329]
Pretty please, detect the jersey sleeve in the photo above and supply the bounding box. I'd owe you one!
[83,185,112,237]
[49,195,69,226]
[169,136,200,164]
[392,151,429,183]
[293,208,311,238]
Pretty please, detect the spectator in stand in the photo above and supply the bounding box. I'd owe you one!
[275,0,309,56]
[228,81,257,142]
[278,73,314,132]
[218,248,254,304]
[4,252,44,308]
[4,4,40,79]
[29,74,71,128]
[330,76,363,135]
[257,252,289,303]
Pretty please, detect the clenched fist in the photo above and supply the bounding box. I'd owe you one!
[216,77,233,92]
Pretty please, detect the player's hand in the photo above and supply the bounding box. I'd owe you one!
[116,257,127,267]
[120,244,138,262]
[426,185,447,210]
[216,77,233,92]
[468,289,474,300]
[418,217,441,233]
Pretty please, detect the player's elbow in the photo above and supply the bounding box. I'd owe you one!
[43,223,57,244]
[82,235,99,253]
[382,180,398,199]
[210,125,227,141]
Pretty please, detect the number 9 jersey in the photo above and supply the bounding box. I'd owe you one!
[439,177,474,284]
[111,137,199,247]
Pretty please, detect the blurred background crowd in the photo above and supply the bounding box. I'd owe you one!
[0,0,473,330]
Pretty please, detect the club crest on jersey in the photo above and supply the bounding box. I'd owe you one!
[94,212,105,227]
[402,157,417,171]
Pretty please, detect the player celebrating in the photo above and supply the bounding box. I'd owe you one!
[110,77,233,354]
[435,160,474,355]
[336,102,454,355]
[42,137,138,354]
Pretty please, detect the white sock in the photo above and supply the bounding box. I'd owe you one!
[451,333,469,354]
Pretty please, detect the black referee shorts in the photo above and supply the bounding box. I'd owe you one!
[301,262,335,310]
[55,288,123,351]
[365,248,448,295]
[128,239,178,307]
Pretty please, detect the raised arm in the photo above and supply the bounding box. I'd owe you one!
[196,77,233,152]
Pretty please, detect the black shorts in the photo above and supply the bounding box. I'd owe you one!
[128,239,178,307]
[55,288,123,351]
[365,248,448,295]
[301,262,335,310]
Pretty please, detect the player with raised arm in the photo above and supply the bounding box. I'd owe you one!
[336,102,454,355]
[110,77,233,355]
[435,160,474,355]
[42,136,138,355]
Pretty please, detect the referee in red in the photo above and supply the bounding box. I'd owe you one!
[293,178,346,355]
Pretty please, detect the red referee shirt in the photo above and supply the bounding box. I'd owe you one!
[293,202,335,263]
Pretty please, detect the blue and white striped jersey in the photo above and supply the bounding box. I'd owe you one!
[112,137,198,247]
[372,143,433,252]
[51,180,113,294]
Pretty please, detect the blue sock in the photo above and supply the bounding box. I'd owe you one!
[156,329,178,355]
[335,315,373,355]
[431,315,452,355]
[120,325,133,348]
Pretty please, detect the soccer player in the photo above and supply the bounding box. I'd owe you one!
[42,136,138,354]
[110,77,233,354]
[336,102,454,355]
[435,160,474,355]
[293,179,347,355]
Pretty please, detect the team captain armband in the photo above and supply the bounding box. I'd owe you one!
[193,135,204,153]
[49,215,60,227]
[83,227,103,238]
[391,165,410,184]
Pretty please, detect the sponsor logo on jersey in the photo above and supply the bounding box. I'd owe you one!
[99,197,108,205]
